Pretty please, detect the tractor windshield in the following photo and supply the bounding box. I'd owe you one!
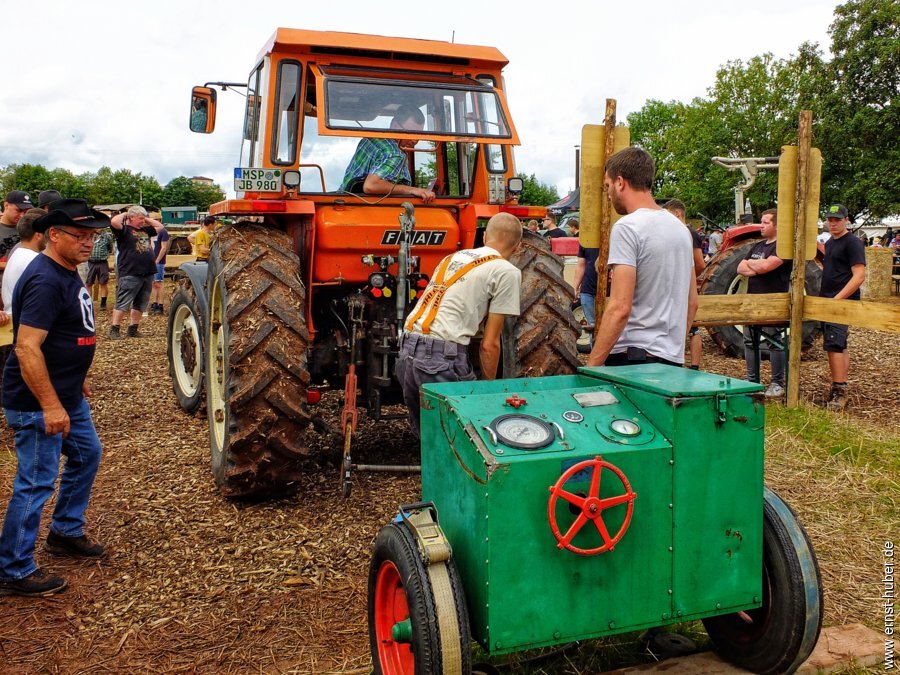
[312,65,514,142]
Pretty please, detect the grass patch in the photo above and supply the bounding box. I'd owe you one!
[767,403,900,475]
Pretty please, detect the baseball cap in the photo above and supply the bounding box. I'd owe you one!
[823,204,848,219]
[5,190,35,209]
[38,190,63,208]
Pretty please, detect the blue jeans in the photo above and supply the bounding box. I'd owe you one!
[580,293,596,327]
[0,399,102,580]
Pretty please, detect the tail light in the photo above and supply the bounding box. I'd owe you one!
[306,389,321,405]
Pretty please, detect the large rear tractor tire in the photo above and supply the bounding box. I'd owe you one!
[700,239,822,357]
[703,487,823,674]
[167,283,205,414]
[503,231,581,377]
[206,224,312,498]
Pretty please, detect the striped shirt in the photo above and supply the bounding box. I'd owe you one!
[340,138,410,192]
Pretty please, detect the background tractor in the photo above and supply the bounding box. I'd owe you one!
[167,29,580,498]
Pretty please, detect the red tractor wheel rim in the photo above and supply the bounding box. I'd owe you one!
[548,455,637,555]
[373,560,414,674]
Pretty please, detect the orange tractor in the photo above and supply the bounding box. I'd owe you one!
[167,29,580,498]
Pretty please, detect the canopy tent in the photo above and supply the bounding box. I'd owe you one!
[547,188,579,215]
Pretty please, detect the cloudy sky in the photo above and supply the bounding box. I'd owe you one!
[1,0,838,200]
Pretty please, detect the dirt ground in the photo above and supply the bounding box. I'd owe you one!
[0,289,897,673]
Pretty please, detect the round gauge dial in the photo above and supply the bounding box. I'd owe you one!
[610,419,641,437]
[562,410,584,423]
[490,414,554,450]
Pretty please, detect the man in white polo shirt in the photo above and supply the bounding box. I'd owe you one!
[396,212,522,437]
[1,209,46,315]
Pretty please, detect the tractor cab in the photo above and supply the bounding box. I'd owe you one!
[192,29,529,207]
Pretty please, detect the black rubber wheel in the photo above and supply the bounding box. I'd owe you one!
[167,284,205,414]
[703,487,823,674]
[503,230,581,377]
[206,224,312,498]
[368,521,471,675]
[700,240,822,357]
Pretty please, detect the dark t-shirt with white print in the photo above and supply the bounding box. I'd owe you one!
[114,220,158,277]
[2,254,96,412]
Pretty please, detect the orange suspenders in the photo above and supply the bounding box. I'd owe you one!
[404,253,500,334]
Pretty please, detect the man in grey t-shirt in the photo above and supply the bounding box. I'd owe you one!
[586,148,697,367]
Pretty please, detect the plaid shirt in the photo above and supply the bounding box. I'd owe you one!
[340,138,410,191]
[88,230,114,262]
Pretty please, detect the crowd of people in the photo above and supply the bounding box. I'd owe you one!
[0,190,218,597]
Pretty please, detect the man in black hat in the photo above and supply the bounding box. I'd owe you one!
[0,199,109,597]
[1,192,35,291]
[37,190,63,210]
[817,203,866,411]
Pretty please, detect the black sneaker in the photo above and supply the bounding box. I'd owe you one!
[0,569,68,596]
[45,531,106,558]
[108,325,123,340]
[126,324,140,338]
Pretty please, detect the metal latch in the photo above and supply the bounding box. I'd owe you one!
[715,392,728,424]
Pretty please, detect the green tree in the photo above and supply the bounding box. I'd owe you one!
[0,163,52,199]
[517,173,559,206]
[818,0,899,218]
[161,176,225,210]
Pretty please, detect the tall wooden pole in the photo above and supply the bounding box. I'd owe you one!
[593,99,617,335]
[787,111,812,407]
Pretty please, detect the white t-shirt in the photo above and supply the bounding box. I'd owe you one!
[407,246,521,345]
[607,208,694,363]
[2,247,40,313]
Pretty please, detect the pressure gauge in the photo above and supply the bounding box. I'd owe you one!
[610,419,641,437]
[562,410,584,423]
[489,414,554,450]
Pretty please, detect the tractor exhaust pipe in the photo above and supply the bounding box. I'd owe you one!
[397,202,416,325]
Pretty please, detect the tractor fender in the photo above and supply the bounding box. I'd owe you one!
[177,261,210,323]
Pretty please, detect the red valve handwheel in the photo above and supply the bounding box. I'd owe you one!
[547,455,637,555]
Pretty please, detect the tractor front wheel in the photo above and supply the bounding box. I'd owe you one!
[703,487,823,674]
[368,521,471,675]
[206,224,312,498]
[167,284,205,414]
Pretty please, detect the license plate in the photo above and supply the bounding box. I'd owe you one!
[234,168,283,193]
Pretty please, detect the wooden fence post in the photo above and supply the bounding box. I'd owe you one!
[593,99,617,335]
[787,111,812,407]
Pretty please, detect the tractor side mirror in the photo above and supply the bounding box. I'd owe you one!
[189,86,217,134]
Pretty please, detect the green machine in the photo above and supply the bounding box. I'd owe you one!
[368,365,823,675]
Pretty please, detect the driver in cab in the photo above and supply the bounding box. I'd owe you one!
[340,105,435,203]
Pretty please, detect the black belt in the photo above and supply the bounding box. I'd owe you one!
[604,348,681,368]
